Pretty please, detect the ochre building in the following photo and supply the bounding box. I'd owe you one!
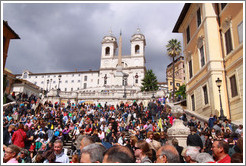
[173,3,243,122]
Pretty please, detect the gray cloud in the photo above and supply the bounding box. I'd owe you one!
[3,2,184,82]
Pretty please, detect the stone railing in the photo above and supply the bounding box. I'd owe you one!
[3,101,16,109]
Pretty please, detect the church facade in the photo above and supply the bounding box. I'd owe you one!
[15,29,164,105]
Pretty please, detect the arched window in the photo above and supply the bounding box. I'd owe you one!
[105,47,110,55]
[135,45,140,54]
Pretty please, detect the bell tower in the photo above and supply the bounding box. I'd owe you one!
[130,28,146,57]
[101,30,118,59]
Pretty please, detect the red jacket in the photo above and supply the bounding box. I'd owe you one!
[217,154,231,163]
[11,129,27,148]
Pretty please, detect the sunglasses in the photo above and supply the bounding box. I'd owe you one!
[134,147,141,150]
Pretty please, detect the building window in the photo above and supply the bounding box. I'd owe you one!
[135,78,138,84]
[203,85,208,105]
[189,60,193,78]
[84,83,87,89]
[225,28,233,55]
[230,75,238,98]
[53,81,56,84]
[78,80,80,83]
[41,81,44,84]
[238,21,243,44]
[98,79,99,85]
[84,76,87,81]
[170,82,173,85]
[54,75,56,77]
[65,80,68,83]
[34,82,37,85]
[186,26,190,44]
[35,76,37,78]
[78,74,80,76]
[199,45,205,67]
[135,45,140,54]
[176,83,180,87]
[65,88,67,91]
[191,94,195,111]
[42,75,44,78]
[197,8,201,27]
[221,3,227,10]
[71,80,74,83]
[77,88,79,90]
[72,74,74,77]
[71,88,73,91]
[105,47,110,55]
[48,75,50,78]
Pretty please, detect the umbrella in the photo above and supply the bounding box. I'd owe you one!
[79,101,85,104]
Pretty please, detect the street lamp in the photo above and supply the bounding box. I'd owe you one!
[215,77,226,121]
[56,75,62,97]
[45,79,49,97]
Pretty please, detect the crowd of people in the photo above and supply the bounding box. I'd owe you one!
[3,93,244,163]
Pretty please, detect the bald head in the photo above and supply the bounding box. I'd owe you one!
[103,145,135,163]
[80,136,94,151]
[156,145,180,163]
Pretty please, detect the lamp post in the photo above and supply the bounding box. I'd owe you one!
[45,79,49,97]
[215,77,226,121]
[56,75,61,97]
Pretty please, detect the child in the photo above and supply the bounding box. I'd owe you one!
[70,154,79,163]
[29,141,36,158]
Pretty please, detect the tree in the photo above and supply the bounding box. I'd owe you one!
[141,69,158,92]
[175,84,186,99]
[166,39,181,102]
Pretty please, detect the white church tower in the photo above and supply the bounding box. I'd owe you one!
[99,28,146,91]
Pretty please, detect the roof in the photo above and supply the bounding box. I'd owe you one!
[15,78,40,90]
[3,20,20,39]
[172,3,191,33]
[15,70,99,76]
[167,56,184,68]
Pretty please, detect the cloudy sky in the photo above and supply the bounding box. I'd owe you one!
[3,2,184,82]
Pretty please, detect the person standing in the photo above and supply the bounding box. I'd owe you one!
[172,139,185,163]
[186,126,203,151]
[211,140,231,163]
[11,123,27,148]
[43,139,69,163]
[3,125,15,147]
